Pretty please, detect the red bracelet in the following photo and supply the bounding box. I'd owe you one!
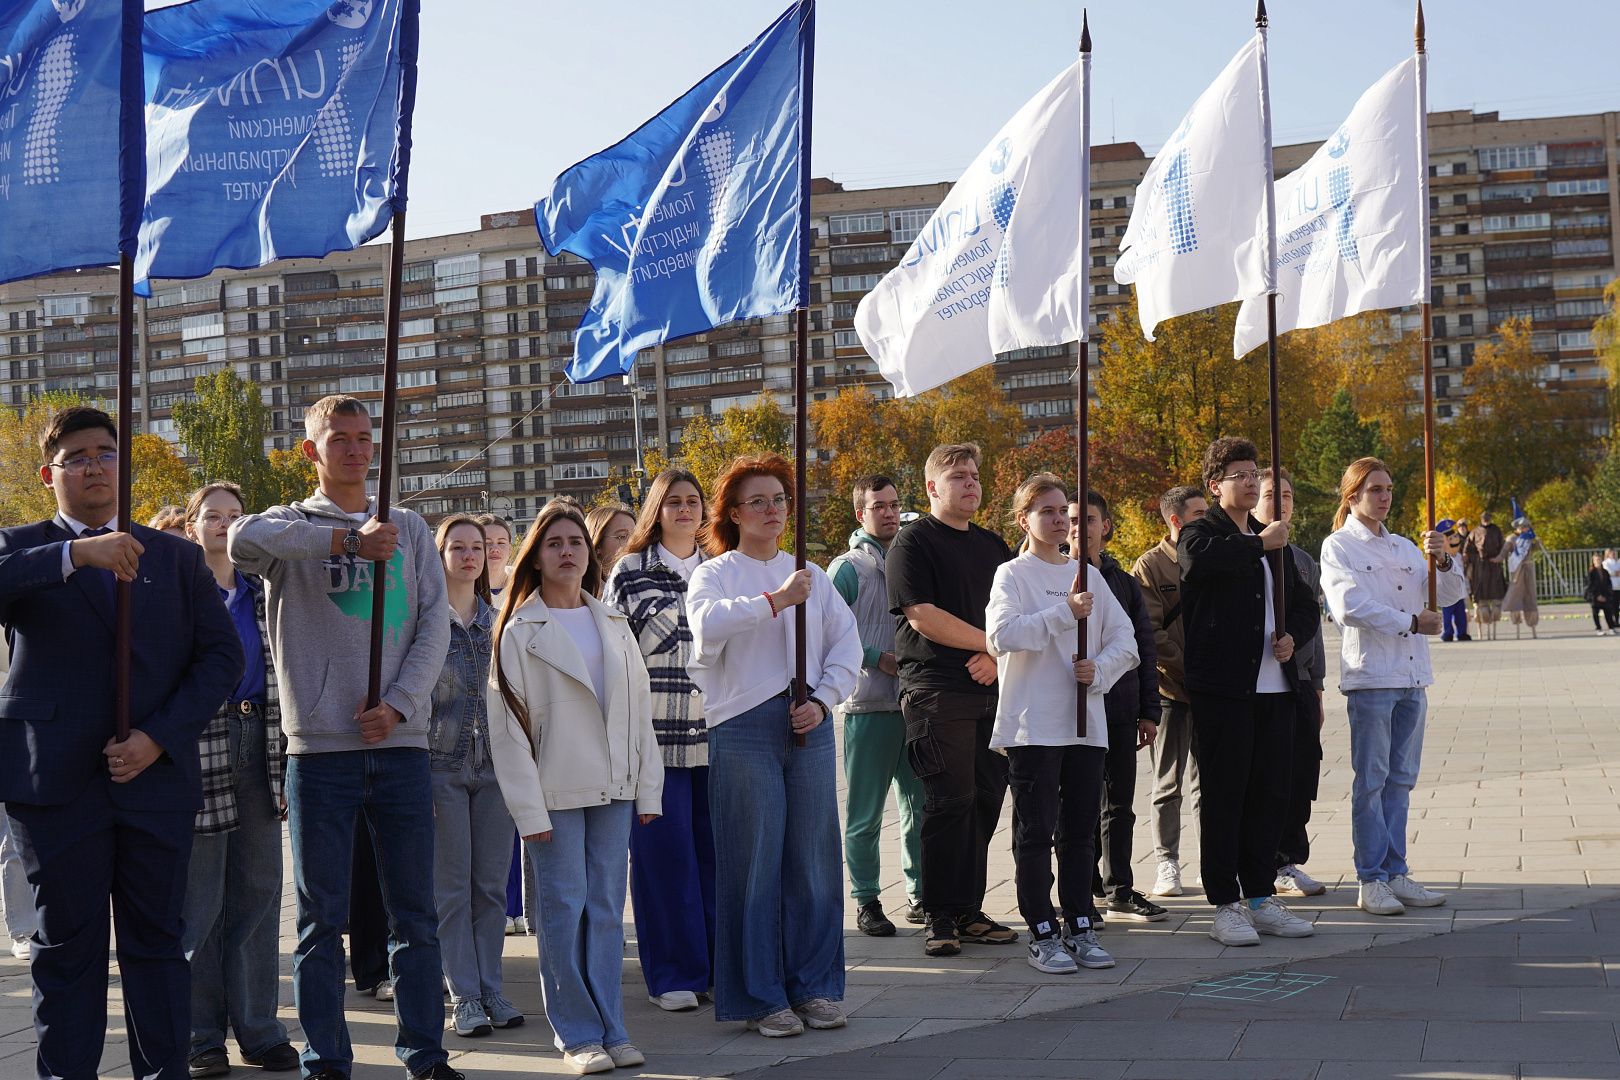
[763,591,778,618]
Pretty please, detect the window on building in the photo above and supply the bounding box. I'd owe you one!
[1483,213,1550,232]
[1457,282,1472,296]
[831,274,881,294]
[828,212,886,236]
[1090,227,1104,239]
[1452,193,1468,207]
[1549,178,1609,197]
[1089,198,1103,210]
[1478,145,1546,171]
[889,208,934,243]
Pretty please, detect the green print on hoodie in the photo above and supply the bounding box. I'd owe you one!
[321,550,409,643]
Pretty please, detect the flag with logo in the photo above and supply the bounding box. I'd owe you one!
[134,0,419,292]
[0,0,143,286]
[856,60,1084,398]
[535,0,813,385]
[1113,33,1271,341]
[1233,57,1424,357]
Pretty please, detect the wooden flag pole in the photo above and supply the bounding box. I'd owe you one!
[114,253,134,743]
[1417,0,1438,610]
[367,210,407,710]
[791,1,815,749]
[1257,0,1286,634]
[1074,11,1090,740]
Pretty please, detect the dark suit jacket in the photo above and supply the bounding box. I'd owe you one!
[0,519,243,811]
[1176,504,1321,701]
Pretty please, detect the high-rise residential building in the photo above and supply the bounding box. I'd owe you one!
[0,107,1611,529]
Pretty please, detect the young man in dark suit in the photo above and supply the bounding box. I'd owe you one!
[0,406,243,1080]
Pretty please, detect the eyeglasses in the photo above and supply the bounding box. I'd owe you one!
[742,495,790,514]
[197,511,241,527]
[862,501,902,514]
[1221,469,1260,483]
[48,451,118,475]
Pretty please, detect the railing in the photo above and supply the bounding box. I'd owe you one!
[1535,547,1611,602]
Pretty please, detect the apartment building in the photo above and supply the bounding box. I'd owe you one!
[0,107,1611,528]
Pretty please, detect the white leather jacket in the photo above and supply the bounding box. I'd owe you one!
[1320,517,1467,691]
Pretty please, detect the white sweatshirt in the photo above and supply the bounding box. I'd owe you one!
[986,553,1139,750]
[686,549,862,726]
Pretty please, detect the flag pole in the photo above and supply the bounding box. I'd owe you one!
[1416,0,1437,609]
[1074,11,1091,739]
[367,209,406,710]
[114,254,134,743]
[1256,0,1286,634]
[791,1,815,749]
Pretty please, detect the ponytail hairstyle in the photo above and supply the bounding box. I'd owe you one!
[1334,457,1394,531]
[1007,472,1070,553]
[491,498,600,744]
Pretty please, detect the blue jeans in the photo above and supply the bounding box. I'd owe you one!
[630,765,716,998]
[430,762,512,1003]
[0,812,36,941]
[527,802,633,1052]
[285,749,444,1076]
[708,697,844,1022]
[181,711,290,1059]
[1345,688,1427,882]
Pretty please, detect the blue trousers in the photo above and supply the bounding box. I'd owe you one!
[1346,688,1426,883]
[708,698,844,1022]
[5,778,194,1080]
[1441,599,1468,639]
[285,749,445,1076]
[630,765,716,998]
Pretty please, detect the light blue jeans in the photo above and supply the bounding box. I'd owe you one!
[708,697,844,1023]
[527,801,634,1052]
[181,710,290,1059]
[1345,687,1427,883]
[431,762,513,1003]
[0,812,36,941]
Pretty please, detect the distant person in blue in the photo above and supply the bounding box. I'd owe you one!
[0,405,243,1080]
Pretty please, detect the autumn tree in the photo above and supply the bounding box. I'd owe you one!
[129,434,194,525]
[1292,387,1389,551]
[0,392,93,526]
[1592,279,1620,435]
[1451,317,1594,512]
[262,446,319,508]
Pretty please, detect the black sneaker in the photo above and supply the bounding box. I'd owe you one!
[856,899,896,937]
[188,1049,230,1079]
[957,912,1019,944]
[924,914,960,957]
[902,899,926,924]
[1106,890,1169,922]
[242,1044,299,1072]
[409,1066,465,1080]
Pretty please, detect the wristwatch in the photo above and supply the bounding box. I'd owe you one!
[343,528,361,556]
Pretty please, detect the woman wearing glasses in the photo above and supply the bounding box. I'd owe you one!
[686,454,861,1039]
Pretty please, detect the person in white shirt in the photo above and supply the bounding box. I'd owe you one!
[986,475,1137,975]
[1319,457,1466,918]
[686,453,861,1040]
[488,500,663,1075]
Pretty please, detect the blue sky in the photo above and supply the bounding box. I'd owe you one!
[406,0,1620,238]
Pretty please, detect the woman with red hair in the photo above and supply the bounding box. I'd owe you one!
[686,454,861,1039]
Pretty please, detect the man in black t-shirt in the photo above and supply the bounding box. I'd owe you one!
[886,443,1016,957]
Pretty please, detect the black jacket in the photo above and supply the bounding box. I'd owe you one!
[1096,552,1160,725]
[1176,504,1321,700]
[1587,567,1614,603]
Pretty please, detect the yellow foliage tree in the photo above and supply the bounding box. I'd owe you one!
[129,434,194,525]
[1416,470,1486,539]
[0,393,95,527]
[262,447,318,509]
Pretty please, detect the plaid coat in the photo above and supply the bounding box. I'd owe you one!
[604,547,708,769]
[194,576,284,836]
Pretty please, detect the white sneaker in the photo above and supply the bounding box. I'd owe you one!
[1062,926,1116,969]
[606,1044,645,1068]
[651,990,701,1011]
[1152,859,1184,897]
[1027,936,1079,974]
[1251,897,1315,937]
[792,997,847,1029]
[505,916,520,935]
[372,979,394,1001]
[563,1045,613,1074]
[1274,864,1326,896]
[1209,903,1260,946]
[10,936,29,960]
[1389,874,1446,908]
[747,1008,804,1037]
[1359,880,1406,916]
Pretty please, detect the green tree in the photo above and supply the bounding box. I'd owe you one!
[263,446,318,507]
[1573,442,1620,547]
[1292,387,1389,552]
[1591,280,1620,436]
[172,369,273,506]
[1523,476,1595,551]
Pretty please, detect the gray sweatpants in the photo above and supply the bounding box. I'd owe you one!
[1149,699,1202,865]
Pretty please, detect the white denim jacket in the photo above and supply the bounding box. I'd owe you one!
[1320,517,1468,691]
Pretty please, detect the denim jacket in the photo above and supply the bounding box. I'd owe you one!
[428,596,494,772]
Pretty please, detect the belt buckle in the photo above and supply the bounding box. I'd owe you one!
[237,700,255,715]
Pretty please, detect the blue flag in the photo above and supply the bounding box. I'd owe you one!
[135,0,418,292]
[536,0,813,384]
[0,0,143,286]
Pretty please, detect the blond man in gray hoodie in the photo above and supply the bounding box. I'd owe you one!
[228,395,454,1079]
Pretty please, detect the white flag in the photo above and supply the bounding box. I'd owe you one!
[1232,57,1425,357]
[1113,34,1272,341]
[857,62,1083,398]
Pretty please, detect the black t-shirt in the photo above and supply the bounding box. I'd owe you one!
[886,514,1014,696]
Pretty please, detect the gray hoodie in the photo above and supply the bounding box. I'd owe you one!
[227,490,450,755]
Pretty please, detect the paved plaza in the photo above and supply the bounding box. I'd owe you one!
[4,605,1620,1079]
